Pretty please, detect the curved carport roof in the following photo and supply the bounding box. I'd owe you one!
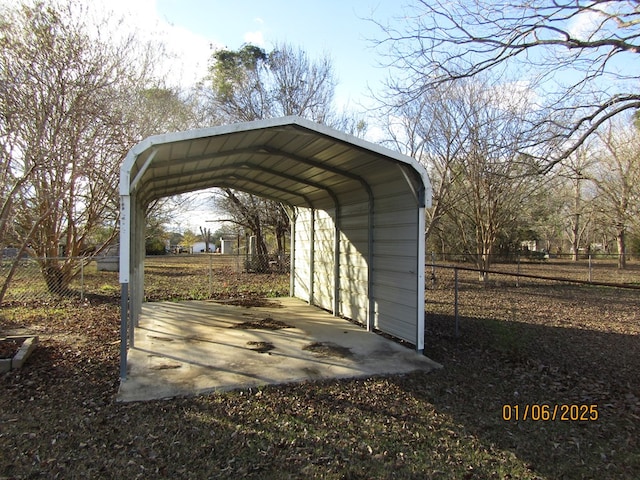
[118,116,431,379]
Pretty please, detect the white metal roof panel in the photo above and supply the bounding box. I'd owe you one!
[121,116,430,212]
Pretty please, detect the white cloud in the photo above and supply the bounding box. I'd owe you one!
[86,0,215,86]
[493,80,539,110]
[567,5,608,41]
[160,24,217,85]
[244,30,265,46]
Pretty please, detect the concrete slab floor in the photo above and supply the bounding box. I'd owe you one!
[117,297,442,402]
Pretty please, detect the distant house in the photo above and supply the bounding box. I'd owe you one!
[192,241,215,253]
[96,243,119,271]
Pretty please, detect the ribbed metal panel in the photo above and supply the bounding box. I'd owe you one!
[312,209,335,312]
[293,208,312,302]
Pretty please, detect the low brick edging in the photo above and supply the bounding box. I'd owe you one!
[0,336,38,372]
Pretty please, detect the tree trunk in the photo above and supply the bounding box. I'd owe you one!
[253,217,268,257]
[571,176,583,262]
[200,227,211,253]
[616,227,626,269]
[571,221,580,262]
[478,251,491,282]
[276,229,284,255]
[42,259,73,296]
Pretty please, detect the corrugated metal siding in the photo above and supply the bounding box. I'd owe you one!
[337,200,369,325]
[312,209,335,312]
[369,183,420,345]
[294,173,421,345]
[293,209,312,302]
[338,236,369,325]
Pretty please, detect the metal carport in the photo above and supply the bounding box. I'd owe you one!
[118,116,431,379]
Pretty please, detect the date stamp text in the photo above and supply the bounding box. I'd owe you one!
[502,404,599,421]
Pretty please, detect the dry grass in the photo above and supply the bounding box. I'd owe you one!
[0,258,638,479]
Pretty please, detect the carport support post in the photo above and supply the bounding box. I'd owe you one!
[367,194,374,332]
[119,193,131,380]
[310,209,315,304]
[333,206,341,316]
[119,284,128,380]
[416,206,425,352]
[289,208,296,297]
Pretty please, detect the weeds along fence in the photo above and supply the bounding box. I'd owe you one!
[425,259,640,342]
[0,254,291,305]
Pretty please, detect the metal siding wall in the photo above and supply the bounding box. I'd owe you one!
[371,187,420,345]
[293,208,311,302]
[293,198,419,336]
[312,209,335,312]
[338,201,369,325]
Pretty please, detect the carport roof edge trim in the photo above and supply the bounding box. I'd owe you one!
[119,115,431,205]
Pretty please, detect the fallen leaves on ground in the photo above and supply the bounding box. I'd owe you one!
[1,260,639,479]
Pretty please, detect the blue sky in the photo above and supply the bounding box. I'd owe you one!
[151,0,408,110]
[86,0,412,231]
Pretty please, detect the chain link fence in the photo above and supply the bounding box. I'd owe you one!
[0,256,96,305]
[425,260,640,341]
[143,254,290,302]
[4,251,636,329]
[426,252,640,284]
[0,253,291,305]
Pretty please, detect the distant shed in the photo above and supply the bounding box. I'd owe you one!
[118,116,431,378]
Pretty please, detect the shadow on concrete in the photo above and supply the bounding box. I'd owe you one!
[117,297,441,402]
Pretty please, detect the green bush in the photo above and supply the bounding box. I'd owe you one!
[145,237,167,255]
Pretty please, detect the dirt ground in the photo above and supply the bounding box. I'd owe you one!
[1,262,639,479]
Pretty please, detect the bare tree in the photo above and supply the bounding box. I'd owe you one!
[262,202,290,256]
[374,0,640,169]
[435,79,543,279]
[208,43,337,124]
[0,0,163,296]
[379,82,479,245]
[527,174,567,254]
[553,143,597,261]
[592,116,640,268]
[129,87,201,139]
[199,226,212,253]
[207,43,340,255]
[212,189,270,258]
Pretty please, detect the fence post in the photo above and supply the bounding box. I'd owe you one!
[454,267,459,337]
[431,251,436,287]
[516,254,520,288]
[588,254,592,283]
[80,258,84,302]
[209,254,213,298]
